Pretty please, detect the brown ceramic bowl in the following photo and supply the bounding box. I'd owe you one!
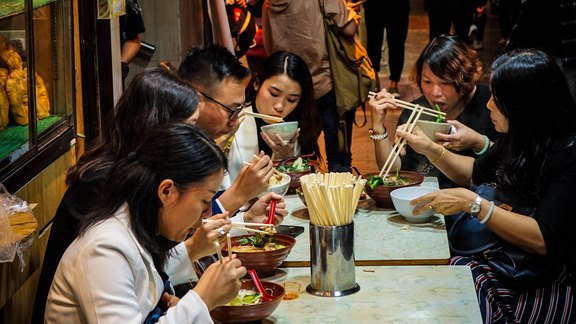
[210,280,285,323]
[363,171,424,209]
[224,234,296,277]
[286,169,312,194]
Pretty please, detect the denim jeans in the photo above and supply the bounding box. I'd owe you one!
[317,90,355,172]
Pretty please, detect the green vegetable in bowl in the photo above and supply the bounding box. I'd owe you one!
[276,157,310,173]
[367,169,409,188]
[226,289,263,306]
[434,104,444,123]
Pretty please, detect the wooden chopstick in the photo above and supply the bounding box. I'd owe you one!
[231,226,271,235]
[214,241,223,264]
[243,110,285,123]
[378,105,425,178]
[202,219,275,227]
[248,156,285,177]
[368,91,446,117]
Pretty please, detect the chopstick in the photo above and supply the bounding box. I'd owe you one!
[214,241,223,264]
[378,104,425,179]
[202,219,275,227]
[248,155,285,177]
[243,110,285,123]
[368,91,446,118]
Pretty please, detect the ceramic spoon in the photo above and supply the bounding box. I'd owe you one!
[247,269,274,302]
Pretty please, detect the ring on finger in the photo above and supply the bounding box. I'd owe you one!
[217,227,226,237]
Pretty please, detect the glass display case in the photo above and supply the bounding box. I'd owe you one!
[0,0,75,191]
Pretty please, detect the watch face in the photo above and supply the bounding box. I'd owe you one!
[470,204,480,214]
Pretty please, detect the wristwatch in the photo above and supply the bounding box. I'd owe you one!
[470,196,483,216]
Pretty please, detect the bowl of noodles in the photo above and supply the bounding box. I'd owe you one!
[259,172,291,197]
[224,233,296,277]
[210,280,285,323]
[363,170,424,209]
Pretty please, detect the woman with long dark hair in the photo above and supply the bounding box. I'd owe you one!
[224,51,320,186]
[33,67,232,322]
[45,124,246,322]
[403,49,576,323]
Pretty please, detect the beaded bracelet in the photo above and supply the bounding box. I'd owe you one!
[474,135,490,155]
[369,128,388,141]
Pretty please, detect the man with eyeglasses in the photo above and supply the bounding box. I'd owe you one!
[178,45,283,224]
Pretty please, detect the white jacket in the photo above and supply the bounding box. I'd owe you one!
[45,206,212,323]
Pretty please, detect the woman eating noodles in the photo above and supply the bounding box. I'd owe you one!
[45,124,246,323]
[369,35,497,188]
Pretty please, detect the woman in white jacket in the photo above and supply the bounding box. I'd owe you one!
[224,51,320,187]
[45,124,246,323]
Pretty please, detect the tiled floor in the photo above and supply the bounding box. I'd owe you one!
[317,1,504,175]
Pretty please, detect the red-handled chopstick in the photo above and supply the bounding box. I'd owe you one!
[265,199,278,225]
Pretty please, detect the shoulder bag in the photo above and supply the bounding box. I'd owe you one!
[448,183,563,288]
[318,0,379,126]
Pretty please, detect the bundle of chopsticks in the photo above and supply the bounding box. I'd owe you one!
[368,91,446,179]
[300,172,366,226]
[243,105,284,123]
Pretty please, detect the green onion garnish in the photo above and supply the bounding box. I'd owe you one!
[434,104,443,123]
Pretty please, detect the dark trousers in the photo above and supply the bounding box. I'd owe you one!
[317,90,355,172]
[363,0,410,81]
[427,0,474,42]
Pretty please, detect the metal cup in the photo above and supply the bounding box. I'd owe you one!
[306,222,360,297]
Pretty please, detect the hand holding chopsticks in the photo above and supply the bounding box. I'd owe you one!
[368,91,446,119]
[202,219,273,235]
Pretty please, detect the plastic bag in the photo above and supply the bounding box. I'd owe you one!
[0,183,35,269]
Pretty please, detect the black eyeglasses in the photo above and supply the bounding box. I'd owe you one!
[199,91,244,121]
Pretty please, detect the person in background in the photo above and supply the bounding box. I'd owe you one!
[224,51,320,188]
[423,0,474,43]
[263,0,361,173]
[45,124,247,322]
[362,0,410,98]
[369,35,497,189]
[405,49,576,323]
[178,45,286,222]
[120,0,146,84]
[468,0,488,50]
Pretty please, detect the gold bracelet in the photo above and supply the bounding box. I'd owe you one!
[431,147,446,163]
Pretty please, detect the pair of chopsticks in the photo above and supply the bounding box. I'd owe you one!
[243,105,285,123]
[202,219,273,235]
[247,154,285,177]
[368,91,446,119]
[378,103,425,179]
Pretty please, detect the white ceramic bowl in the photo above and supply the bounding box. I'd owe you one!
[390,186,438,223]
[416,120,452,141]
[259,172,291,197]
[261,121,298,142]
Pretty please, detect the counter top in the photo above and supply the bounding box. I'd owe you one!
[261,265,483,324]
[281,178,450,266]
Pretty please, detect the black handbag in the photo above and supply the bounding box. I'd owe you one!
[448,183,563,288]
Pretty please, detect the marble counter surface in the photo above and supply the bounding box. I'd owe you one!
[260,266,483,324]
[281,178,450,266]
